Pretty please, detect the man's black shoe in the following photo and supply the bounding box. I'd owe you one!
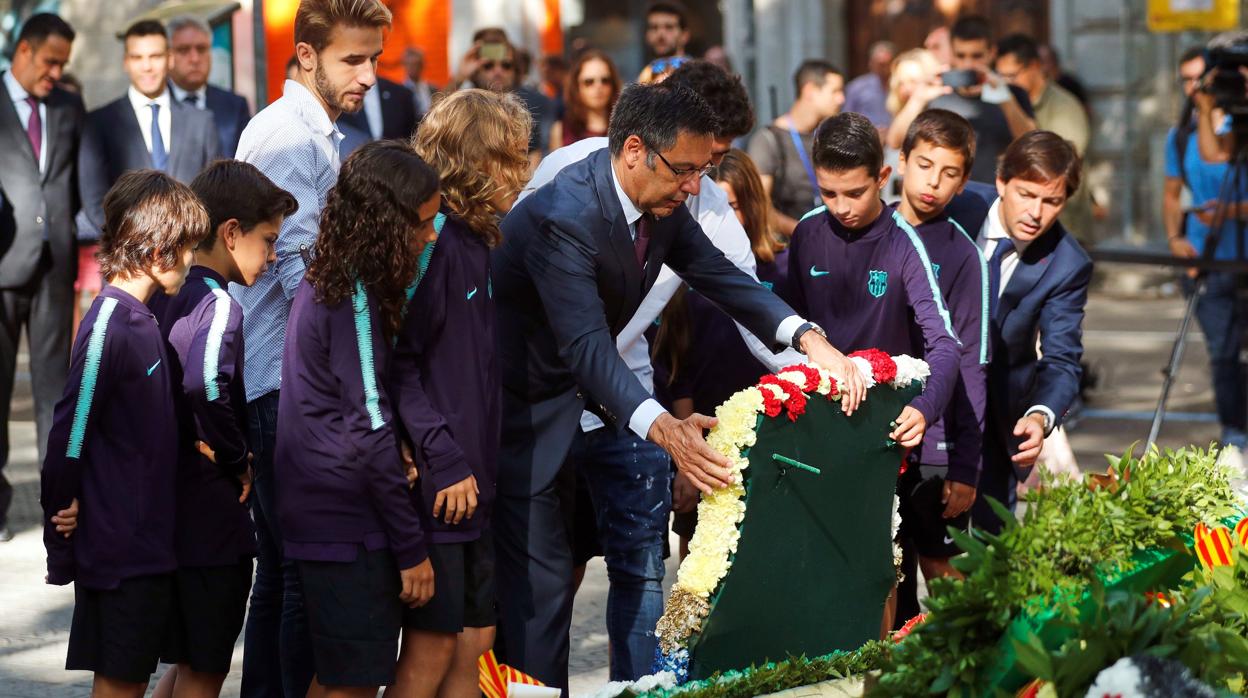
[0,527,13,542]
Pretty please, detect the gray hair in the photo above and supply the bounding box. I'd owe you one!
[167,15,210,40]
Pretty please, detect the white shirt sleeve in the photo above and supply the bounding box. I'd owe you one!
[629,398,668,439]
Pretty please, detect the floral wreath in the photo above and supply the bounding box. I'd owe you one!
[652,349,930,680]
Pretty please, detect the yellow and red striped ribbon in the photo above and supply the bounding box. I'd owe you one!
[479,650,545,698]
[1194,522,1235,570]
[1234,517,1248,548]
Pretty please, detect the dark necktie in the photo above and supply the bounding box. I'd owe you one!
[24,96,41,163]
[149,103,168,171]
[634,214,651,268]
[988,238,1014,318]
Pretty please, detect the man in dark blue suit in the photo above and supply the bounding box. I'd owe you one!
[167,16,250,158]
[491,82,868,690]
[77,20,218,239]
[944,131,1091,533]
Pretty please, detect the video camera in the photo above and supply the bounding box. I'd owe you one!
[1202,31,1248,119]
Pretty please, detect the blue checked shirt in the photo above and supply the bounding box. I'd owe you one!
[231,80,344,402]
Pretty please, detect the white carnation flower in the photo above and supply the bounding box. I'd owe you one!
[1084,657,1145,698]
[849,356,877,388]
[891,354,930,388]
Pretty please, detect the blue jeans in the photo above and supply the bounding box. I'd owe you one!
[1188,273,1248,447]
[240,391,314,698]
[570,428,672,681]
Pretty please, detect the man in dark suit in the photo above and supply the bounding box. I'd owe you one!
[337,76,417,156]
[943,131,1091,533]
[78,19,218,239]
[167,15,250,158]
[0,13,84,542]
[490,82,867,689]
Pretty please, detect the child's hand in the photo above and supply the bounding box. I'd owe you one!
[433,475,479,525]
[401,441,418,488]
[52,498,79,538]
[196,440,216,464]
[941,480,976,518]
[399,558,435,608]
[889,406,926,448]
[238,463,254,504]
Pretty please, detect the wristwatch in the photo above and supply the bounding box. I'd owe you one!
[792,322,827,353]
[1026,409,1054,436]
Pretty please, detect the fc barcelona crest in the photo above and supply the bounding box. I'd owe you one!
[867,270,888,298]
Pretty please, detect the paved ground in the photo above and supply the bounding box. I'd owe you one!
[0,291,1222,697]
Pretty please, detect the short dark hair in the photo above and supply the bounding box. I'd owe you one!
[664,60,755,140]
[793,59,842,97]
[607,82,720,158]
[902,109,976,174]
[997,33,1040,65]
[812,112,883,177]
[123,19,167,44]
[1179,45,1205,67]
[997,130,1082,197]
[646,2,689,30]
[190,160,299,250]
[99,170,210,280]
[16,13,75,49]
[951,15,993,45]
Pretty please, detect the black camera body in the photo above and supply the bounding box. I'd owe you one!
[1203,31,1248,117]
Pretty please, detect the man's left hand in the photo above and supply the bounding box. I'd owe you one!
[889,406,926,448]
[1011,413,1047,467]
[800,331,866,415]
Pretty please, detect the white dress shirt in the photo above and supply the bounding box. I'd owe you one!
[231,79,345,401]
[362,84,383,139]
[5,70,48,173]
[127,85,172,156]
[523,138,806,439]
[169,82,207,110]
[977,198,1056,431]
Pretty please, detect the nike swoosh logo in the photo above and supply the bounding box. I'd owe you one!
[943,535,955,545]
[467,287,478,300]
[147,359,161,376]
[809,265,830,277]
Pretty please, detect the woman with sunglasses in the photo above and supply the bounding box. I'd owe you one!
[549,50,621,151]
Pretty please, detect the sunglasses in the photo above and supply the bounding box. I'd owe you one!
[483,61,514,71]
[580,76,612,87]
[648,56,690,75]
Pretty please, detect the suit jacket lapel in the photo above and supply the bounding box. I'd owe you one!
[117,100,152,169]
[41,95,66,184]
[590,150,643,329]
[996,228,1061,321]
[168,101,187,176]
[0,80,40,172]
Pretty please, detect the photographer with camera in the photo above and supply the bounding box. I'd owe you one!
[925,16,1037,183]
[1164,43,1248,453]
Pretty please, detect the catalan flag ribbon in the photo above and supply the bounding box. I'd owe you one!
[479,650,546,698]
[1194,522,1236,571]
[1234,517,1248,548]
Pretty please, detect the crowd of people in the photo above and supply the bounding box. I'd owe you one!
[17,0,1239,696]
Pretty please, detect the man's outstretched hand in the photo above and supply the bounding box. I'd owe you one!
[648,412,733,495]
[1012,413,1047,468]
[799,331,866,414]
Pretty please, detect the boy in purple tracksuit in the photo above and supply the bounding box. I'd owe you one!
[147,161,297,696]
[275,141,442,693]
[787,112,961,450]
[892,110,988,599]
[41,171,209,695]
[390,88,531,698]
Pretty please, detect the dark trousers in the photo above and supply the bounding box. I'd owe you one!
[0,261,71,529]
[494,427,672,690]
[240,391,313,698]
[572,429,671,682]
[970,427,1019,536]
[1187,272,1248,446]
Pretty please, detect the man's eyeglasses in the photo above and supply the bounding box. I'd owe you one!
[580,76,612,87]
[483,61,514,72]
[645,142,713,182]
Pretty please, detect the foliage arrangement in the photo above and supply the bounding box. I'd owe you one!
[619,445,1244,698]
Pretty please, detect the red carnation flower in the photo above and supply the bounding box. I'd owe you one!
[893,613,926,642]
[758,374,808,422]
[850,349,898,384]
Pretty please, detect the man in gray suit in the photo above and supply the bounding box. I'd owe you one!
[167,16,251,158]
[78,19,218,238]
[0,13,85,541]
